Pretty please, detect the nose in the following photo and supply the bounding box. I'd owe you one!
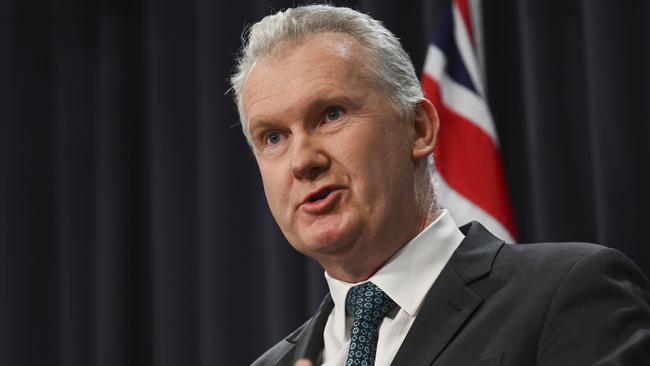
[289,134,330,181]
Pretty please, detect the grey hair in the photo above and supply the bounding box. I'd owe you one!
[230,4,438,218]
[229,4,424,143]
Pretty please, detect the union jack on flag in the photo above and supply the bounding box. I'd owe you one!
[422,0,517,242]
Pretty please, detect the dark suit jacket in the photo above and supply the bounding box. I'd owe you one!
[252,222,650,365]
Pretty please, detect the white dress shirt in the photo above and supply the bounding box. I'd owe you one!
[321,210,464,366]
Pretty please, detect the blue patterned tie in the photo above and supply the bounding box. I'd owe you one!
[344,281,397,366]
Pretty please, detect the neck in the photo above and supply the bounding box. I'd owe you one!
[323,205,440,283]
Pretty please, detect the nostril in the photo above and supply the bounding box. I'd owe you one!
[308,166,323,178]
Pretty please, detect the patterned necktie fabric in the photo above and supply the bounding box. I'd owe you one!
[344,281,398,366]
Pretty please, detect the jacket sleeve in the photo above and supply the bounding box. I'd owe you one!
[537,247,650,365]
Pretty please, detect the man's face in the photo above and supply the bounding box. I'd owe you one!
[241,33,423,273]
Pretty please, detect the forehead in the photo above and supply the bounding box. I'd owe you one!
[241,32,371,123]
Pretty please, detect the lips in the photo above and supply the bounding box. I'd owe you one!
[301,186,342,214]
[305,187,334,204]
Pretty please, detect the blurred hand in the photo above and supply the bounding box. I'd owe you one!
[294,359,314,366]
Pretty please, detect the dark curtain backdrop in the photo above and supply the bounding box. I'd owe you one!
[1,0,648,364]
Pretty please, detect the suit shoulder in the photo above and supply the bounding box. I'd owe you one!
[533,244,650,364]
[496,241,649,294]
[500,241,611,269]
[467,237,650,364]
[504,240,606,255]
[490,241,650,292]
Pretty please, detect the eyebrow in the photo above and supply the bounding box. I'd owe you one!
[247,92,363,134]
[311,94,361,112]
[248,120,280,136]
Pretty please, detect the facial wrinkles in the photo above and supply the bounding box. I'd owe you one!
[246,73,370,149]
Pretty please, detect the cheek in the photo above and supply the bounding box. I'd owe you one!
[259,164,288,207]
[259,163,299,227]
[337,136,390,197]
[351,132,411,196]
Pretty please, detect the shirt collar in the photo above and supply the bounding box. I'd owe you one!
[324,209,465,317]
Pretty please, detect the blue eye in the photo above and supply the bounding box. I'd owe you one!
[266,132,282,145]
[325,107,343,122]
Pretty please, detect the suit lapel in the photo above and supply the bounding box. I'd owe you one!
[391,222,504,366]
[277,294,333,366]
[390,262,482,366]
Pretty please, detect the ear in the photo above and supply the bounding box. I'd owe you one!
[411,98,439,161]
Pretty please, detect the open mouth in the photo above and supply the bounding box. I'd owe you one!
[306,187,333,203]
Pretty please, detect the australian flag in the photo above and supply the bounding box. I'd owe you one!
[422,0,517,242]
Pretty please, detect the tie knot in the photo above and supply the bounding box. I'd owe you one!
[345,281,397,324]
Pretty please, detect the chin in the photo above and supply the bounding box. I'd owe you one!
[308,232,347,254]
[297,216,360,256]
[303,230,348,255]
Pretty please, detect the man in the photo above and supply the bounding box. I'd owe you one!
[230,4,650,366]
